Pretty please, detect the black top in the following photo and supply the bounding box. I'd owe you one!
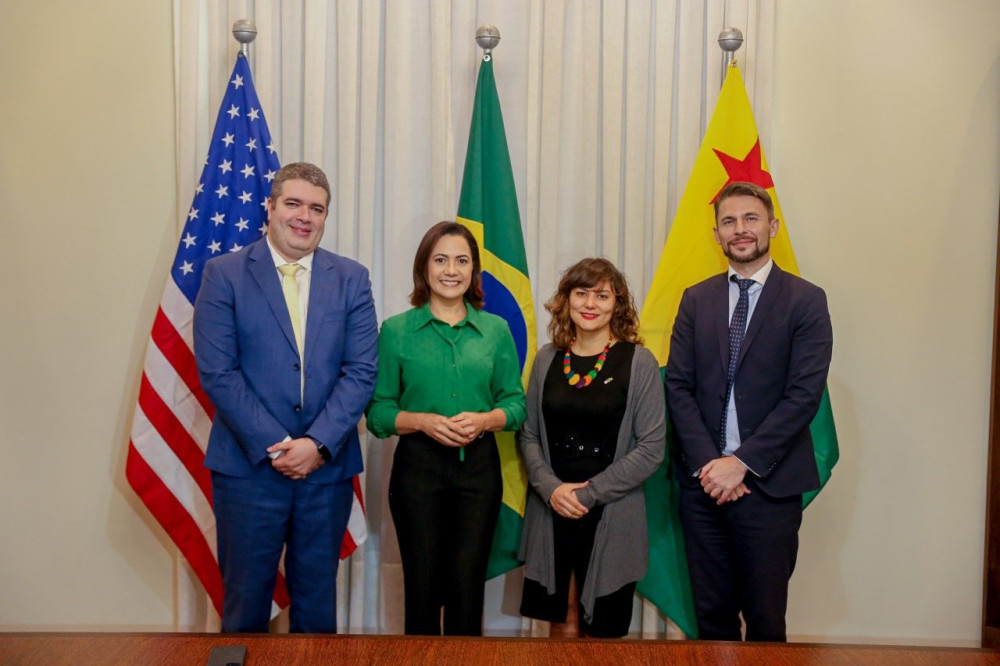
[542,341,635,483]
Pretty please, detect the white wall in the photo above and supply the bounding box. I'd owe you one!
[0,0,998,645]
[0,1,179,629]
[773,0,1000,646]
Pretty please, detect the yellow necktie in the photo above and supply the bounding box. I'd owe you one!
[278,263,305,400]
[278,263,304,357]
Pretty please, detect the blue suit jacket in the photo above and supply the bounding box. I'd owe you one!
[193,238,378,484]
[665,263,833,498]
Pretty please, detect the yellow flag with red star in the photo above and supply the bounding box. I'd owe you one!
[636,63,839,638]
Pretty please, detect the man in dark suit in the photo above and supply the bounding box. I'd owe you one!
[665,181,832,641]
[194,162,378,633]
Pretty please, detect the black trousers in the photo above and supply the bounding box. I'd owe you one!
[389,432,502,636]
[678,474,803,642]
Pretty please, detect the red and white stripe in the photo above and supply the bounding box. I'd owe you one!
[127,277,366,617]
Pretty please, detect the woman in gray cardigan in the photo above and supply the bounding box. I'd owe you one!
[518,258,665,637]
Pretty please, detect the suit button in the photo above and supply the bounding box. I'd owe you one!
[294,405,302,412]
[293,362,301,371]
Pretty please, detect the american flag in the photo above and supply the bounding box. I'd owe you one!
[126,52,367,619]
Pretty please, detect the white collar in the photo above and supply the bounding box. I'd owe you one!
[265,236,315,272]
[727,258,773,286]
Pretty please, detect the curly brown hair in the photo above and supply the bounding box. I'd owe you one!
[545,257,643,349]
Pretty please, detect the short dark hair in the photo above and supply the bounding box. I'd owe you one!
[410,221,485,309]
[545,257,642,349]
[714,181,774,221]
[270,162,331,207]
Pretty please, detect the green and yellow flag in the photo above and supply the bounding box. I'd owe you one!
[457,54,538,578]
[636,63,839,637]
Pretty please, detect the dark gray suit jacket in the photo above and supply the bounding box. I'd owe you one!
[665,263,832,498]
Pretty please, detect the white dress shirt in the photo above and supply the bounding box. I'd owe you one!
[265,236,314,337]
[724,259,774,475]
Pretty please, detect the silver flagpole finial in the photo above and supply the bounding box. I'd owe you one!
[233,19,257,57]
[476,25,501,61]
[718,26,744,70]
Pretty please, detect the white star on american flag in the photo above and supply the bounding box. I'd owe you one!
[229,242,243,253]
[195,182,204,194]
[187,207,199,221]
[241,164,255,178]
[222,133,235,147]
[232,74,244,89]
[267,142,277,154]
[227,104,240,119]
[264,169,276,182]
[258,223,268,234]
[239,191,253,204]
[245,138,257,151]
[219,159,233,174]
[179,261,194,275]
[212,212,225,226]
[182,233,197,248]
[208,240,222,254]
[248,107,260,121]
[215,184,229,198]
[236,217,250,231]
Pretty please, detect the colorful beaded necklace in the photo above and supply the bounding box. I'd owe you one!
[563,338,613,388]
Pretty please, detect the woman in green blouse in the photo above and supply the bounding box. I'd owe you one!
[367,221,526,636]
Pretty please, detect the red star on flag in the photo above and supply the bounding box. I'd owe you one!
[711,138,774,202]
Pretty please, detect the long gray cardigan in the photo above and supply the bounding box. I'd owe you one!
[518,342,666,621]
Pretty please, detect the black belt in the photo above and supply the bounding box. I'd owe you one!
[549,434,614,460]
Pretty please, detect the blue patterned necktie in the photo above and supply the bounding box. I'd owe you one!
[720,275,754,451]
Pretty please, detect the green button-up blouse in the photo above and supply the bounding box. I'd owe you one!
[366,302,527,437]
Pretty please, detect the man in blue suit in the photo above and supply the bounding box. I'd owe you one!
[194,162,378,633]
[665,181,833,642]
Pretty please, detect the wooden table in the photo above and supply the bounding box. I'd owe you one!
[2,632,998,665]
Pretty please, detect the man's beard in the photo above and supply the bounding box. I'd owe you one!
[723,236,769,265]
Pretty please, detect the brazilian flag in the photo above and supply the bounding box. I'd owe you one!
[457,53,537,578]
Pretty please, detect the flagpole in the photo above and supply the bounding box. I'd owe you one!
[476,24,500,60]
[718,26,744,83]
[171,16,261,635]
[232,18,257,57]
